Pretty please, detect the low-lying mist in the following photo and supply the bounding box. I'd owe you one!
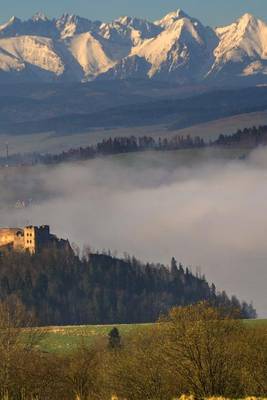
[0,148,267,317]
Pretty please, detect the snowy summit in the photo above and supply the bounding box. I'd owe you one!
[0,9,266,84]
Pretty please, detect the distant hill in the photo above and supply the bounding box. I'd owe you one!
[0,80,207,132]
[1,85,267,135]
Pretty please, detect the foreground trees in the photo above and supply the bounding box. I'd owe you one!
[243,326,267,395]
[0,300,265,399]
[103,303,267,400]
[105,329,176,400]
[60,345,104,400]
[161,303,245,398]
[0,296,55,399]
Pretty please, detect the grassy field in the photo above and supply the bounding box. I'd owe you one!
[244,319,267,327]
[37,323,152,353]
[37,320,267,353]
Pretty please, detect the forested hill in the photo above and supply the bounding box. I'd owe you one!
[0,248,255,325]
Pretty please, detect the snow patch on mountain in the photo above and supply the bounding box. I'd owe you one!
[67,32,116,79]
[31,12,49,22]
[155,9,191,28]
[243,60,267,76]
[98,55,151,80]
[56,14,101,39]
[0,36,65,75]
[99,16,160,48]
[0,47,24,72]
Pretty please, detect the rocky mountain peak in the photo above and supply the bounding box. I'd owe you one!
[31,12,49,22]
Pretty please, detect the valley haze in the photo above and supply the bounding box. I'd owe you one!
[0,148,267,317]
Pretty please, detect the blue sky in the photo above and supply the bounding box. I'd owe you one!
[1,0,267,26]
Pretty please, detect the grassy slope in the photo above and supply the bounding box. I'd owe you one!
[38,320,267,353]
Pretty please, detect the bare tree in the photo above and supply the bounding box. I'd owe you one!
[0,295,45,399]
[61,342,104,400]
[106,328,176,400]
[161,302,245,399]
[242,326,267,395]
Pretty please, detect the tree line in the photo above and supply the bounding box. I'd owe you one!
[214,125,267,147]
[39,135,206,164]
[0,300,264,400]
[0,135,205,166]
[3,124,267,167]
[0,248,256,326]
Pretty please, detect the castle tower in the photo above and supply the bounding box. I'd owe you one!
[23,226,37,254]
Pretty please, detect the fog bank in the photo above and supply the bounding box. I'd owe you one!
[0,148,267,316]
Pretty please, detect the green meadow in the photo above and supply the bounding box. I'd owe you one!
[37,323,152,353]
[38,320,267,353]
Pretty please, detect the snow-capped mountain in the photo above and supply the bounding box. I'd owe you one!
[129,11,217,82]
[211,13,267,80]
[56,14,101,39]
[0,9,266,85]
[155,9,191,29]
[0,13,59,38]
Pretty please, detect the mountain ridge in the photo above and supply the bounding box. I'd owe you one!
[0,9,267,85]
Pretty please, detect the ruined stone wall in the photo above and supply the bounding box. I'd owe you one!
[13,230,25,251]
[0,227,36,253]
[0,228,23,247]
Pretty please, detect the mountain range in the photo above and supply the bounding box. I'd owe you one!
[0,10,267,85]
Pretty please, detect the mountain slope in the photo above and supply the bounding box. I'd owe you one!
[0,35,65,78]
[129,12,217,82]
[66,32,116,79]
[209,13,267,82]
[0,10,267,84]
[56,14,101,39]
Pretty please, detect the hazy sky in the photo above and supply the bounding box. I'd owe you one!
[1,0,267,26]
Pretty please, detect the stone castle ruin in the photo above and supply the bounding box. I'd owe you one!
[0,225,70,254]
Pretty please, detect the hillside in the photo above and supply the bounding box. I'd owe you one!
[0,248,255,326]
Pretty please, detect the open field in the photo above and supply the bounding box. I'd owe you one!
[37,320,267,353]
[37,323,152,353]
